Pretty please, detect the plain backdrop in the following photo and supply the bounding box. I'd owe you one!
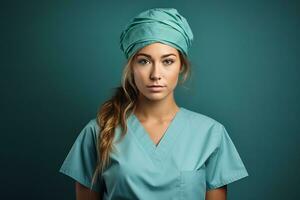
[1,0,299,199]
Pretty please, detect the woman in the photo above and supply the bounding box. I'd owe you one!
[59,8,249,200]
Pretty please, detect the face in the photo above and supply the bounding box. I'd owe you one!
[131,42,182,102]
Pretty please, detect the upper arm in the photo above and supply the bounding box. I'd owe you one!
[59,119,104,194]
[76,182,101,200]
[205,124,249,190]
[205,185,227,200]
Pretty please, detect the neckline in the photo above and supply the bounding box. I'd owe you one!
[132,107,182,148]
[127,106,186,165]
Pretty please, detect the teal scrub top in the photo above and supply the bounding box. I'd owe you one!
[59,107,249,199]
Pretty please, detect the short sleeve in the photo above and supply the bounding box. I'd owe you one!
[59,119,103,193]
[205,124,249,190]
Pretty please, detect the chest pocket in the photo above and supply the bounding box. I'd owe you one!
[179,167,206,200]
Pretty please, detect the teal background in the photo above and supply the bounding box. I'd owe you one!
[1,0,299,199]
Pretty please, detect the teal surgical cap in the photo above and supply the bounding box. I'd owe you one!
[119,8,194,59]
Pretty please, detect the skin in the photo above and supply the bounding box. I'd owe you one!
[75,182,101,200]
[131,42,182,146]
[75,42,227,199]
[206,185,227,200]
[132,42,181,121]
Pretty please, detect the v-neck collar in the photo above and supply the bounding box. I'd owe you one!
[127,107,186,166]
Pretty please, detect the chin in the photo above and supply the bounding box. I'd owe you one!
[144,92,169,101]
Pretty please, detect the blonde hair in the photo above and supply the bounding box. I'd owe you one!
[89,50,192,194]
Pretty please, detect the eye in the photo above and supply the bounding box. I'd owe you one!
[137,58,150,65]
[163,59,174,65]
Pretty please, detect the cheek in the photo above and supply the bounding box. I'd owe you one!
[167,70,180,85]
[133,70,146,86]
[168,75,179,89]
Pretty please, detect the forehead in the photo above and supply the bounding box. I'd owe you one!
[136,42,179,57]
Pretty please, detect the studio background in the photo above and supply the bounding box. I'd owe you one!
[1,0,299,199]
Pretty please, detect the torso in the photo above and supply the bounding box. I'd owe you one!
[102,107,210,199]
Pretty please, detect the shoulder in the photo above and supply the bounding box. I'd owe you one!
[181,107,224,129]
[180,107,227,149]
[181,107,226,142]
[77,118,101,140]
[87,118,99,130]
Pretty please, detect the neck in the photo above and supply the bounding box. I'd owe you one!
[134,94,180,121]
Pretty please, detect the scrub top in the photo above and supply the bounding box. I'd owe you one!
[59,107,249,200]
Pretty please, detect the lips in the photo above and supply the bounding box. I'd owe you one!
[147,85,164,87]
[147,84,165,93]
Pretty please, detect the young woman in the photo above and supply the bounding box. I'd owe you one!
[59,8,249,200]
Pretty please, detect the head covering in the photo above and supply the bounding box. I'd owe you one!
[119,8,194,59]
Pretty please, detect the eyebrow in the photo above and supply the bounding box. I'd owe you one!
[135,53,177,58]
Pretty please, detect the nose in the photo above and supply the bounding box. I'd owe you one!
[150,63,162,80]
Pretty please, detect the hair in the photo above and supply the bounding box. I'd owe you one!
[89,49,192,194]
